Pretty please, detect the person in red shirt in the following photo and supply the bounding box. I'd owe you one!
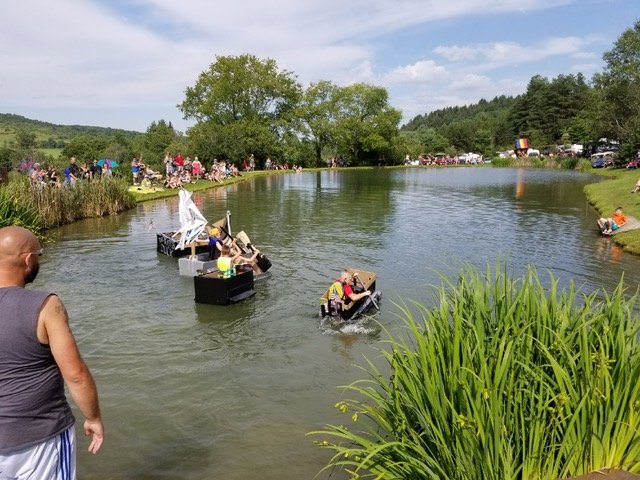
[174,153,184,173]
[598,206,627,235]
[339,271,370,304]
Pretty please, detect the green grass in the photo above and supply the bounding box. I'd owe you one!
[584,168,640,254]
[310,264,640,480]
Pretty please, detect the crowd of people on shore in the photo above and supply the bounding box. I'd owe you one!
[264,156,302,171]
[24,152,309,191]
[26,157,115,188]
[153,153,245,189]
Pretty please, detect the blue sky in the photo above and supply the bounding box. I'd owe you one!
[1,0,637,132]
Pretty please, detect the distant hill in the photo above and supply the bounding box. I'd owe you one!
[0,113,142,151]
[401,95,518,132]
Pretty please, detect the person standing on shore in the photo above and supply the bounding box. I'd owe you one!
[0,226,104,479]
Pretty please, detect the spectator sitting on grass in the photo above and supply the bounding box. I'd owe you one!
[164,172,183,189]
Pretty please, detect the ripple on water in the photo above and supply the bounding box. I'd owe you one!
[37,168,640,480]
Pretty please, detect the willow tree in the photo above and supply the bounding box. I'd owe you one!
[179,54,302,163]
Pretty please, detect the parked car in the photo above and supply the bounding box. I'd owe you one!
[626,159,640,169]
[591,152,616,168]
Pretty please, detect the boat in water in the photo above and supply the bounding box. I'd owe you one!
[320,268,381,321]
[156,189,230,258]
[194,268,256,305]
[156,189,272,275]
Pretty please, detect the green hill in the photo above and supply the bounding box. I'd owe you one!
[0,113,141,156]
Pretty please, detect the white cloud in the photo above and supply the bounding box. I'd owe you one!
[433,45,478,62]
[570,63,600,74]
[0,0,625,130]
[451,74,492,90]
[434,36,590,70]
[572,51,597,60]
[384,60,448,84]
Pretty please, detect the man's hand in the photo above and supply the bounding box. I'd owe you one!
[84,418,104,454]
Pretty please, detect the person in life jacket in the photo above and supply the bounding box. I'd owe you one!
[208,227,226,260]
[327,270,371,315]
[217,244,261,278]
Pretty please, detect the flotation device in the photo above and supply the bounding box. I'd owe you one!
[326,281,345,315]
[217,256,235,278]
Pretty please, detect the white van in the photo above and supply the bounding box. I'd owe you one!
[527,149,540,157]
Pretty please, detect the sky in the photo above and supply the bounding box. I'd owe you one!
[1,0,637,133]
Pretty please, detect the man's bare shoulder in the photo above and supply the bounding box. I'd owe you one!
[37,294,69,344]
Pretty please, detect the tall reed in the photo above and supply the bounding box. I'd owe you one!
[3,176,136,230]
[0,186,43,232]
[311,265,640,480]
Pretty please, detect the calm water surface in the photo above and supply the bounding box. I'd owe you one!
[35,167,640,479]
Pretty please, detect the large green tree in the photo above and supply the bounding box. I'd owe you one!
[298,80,338,166]
[179,54,301,163]
[591,19,640,159]
[62,135,108,163]
[15,128,37,150]
[509,74,590,145]
[331,83,402,165]
[136,120,180,166]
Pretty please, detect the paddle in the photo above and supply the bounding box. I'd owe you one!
[215,223,248,252]
[353,272,379,310]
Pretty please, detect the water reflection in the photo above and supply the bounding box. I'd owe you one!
[37,167,640,480]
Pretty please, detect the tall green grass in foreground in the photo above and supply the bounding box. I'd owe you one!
[311,265,640,479]
[3,176,136,230]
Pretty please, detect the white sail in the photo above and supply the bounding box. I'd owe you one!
[176,189,208,250]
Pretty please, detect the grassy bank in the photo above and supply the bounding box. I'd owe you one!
[583,167,640,254]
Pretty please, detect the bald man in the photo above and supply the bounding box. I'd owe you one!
[0,226,104,479]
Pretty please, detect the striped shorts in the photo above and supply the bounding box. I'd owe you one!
[0,426,75,480]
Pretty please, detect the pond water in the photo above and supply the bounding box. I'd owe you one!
[37,167,640,479]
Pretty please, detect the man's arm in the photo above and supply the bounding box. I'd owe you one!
[37,295,104,454]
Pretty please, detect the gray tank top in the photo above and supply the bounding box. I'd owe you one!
[0,287,75,453]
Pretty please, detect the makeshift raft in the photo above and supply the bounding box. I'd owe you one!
[157,206,230,259]
[320,268,381,321]
[194,268,256,305]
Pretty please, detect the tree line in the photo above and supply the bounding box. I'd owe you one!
[402,19,640,162]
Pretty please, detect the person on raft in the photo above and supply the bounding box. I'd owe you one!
[327,270,371,315]
[216,244,261,278]
[207,227,227,260]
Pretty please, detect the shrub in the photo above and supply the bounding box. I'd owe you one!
[491,157,514,167]
[561,157,579,170]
